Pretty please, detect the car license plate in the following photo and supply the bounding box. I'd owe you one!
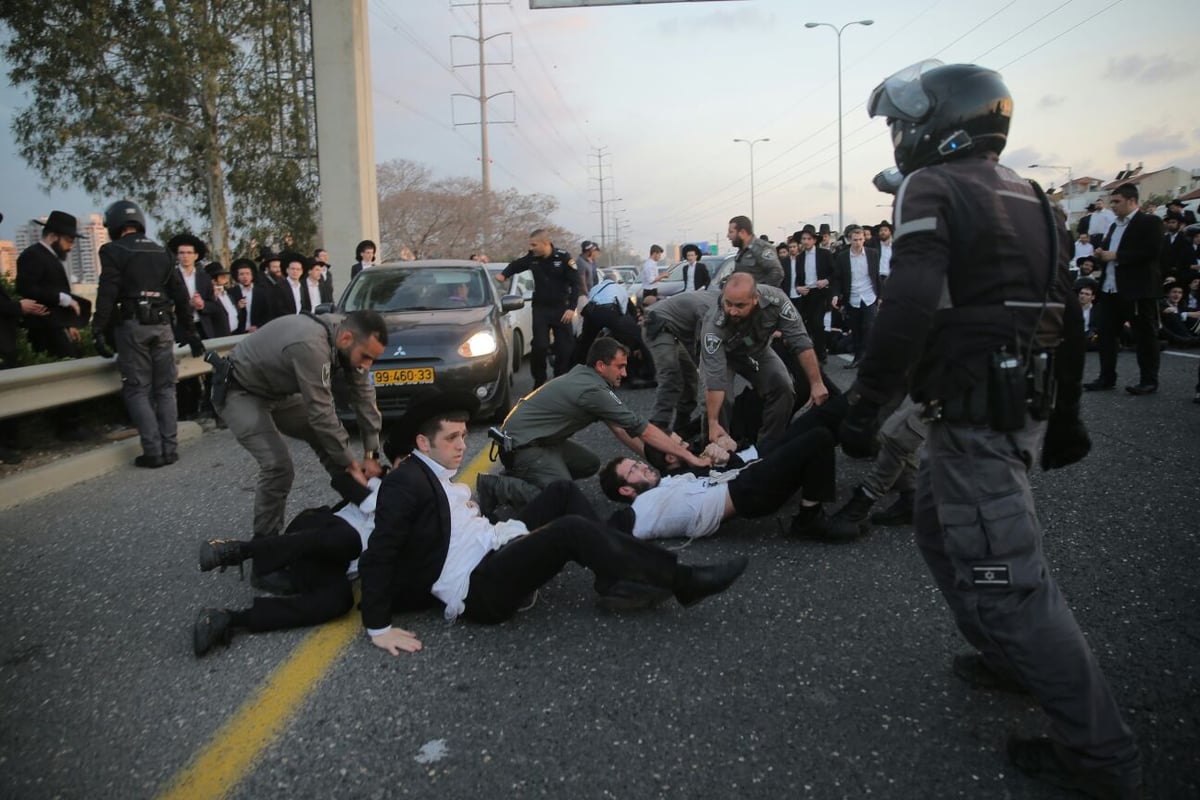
[373,367,435,386]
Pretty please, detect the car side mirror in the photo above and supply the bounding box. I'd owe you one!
[501,295,525,313]
[314,302,335,314]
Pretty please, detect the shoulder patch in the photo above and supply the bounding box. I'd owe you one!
[607,389,622,405]
[704,333,723,355]
[567,258,577,270]
[780,301,799,321]
[321,362,331,387]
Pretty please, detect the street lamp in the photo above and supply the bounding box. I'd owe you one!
[1028,163,1074,216]
[805,19,874,234]
[733,137,770,225]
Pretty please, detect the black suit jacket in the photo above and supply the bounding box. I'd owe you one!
[0,284,22,361]
[228,283,271,332]
[273,279,305,317]
[174,267,224,341]
[1161,231,1194,280]
[833,247,882,306]
[15,242,91,330]
[1076,213,1092,237]
[681,261,710,291]
[358,456,452,629]
[1099,211,1164,299]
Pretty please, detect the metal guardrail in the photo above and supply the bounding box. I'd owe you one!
[0,333,247,421]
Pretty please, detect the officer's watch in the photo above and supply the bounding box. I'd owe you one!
[363,450,379,462]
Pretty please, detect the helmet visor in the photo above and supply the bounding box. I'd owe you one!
[867,59,944,122]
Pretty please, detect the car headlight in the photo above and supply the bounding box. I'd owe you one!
[458,330,498,358]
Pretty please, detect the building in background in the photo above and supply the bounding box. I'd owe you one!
[0,241,17,280]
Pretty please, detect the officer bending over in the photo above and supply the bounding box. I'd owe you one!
[91,200,204,468]
[840,60,1140,798]
[213,310,386,592]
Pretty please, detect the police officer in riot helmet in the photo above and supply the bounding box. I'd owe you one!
[92,200,205,468]
[839,62,1141,798]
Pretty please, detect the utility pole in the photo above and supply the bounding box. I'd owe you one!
[588,146,613,264]
[451,0,512,254]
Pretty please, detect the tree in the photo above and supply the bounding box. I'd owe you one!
[376,159,579,262]
[0,0,319,265]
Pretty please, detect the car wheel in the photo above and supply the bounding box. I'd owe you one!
[512,330,523,373]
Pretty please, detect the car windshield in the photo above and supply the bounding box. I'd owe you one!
[343,267,490,312]
[610,268,638,286]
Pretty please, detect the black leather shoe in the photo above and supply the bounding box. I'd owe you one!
[595,580,673,611]
[871,491,915,526]
[163,452,179,465]
[1124,382,1158,396]
[250,568,297,595]
[791,506,864,542]
[134,454,166,468]
[193,608,233,657]
[199,539,247,573]
[1083,379,1116,391]
[952,653,1029,694]
[828,487,874,539]
[1007,736,1143,799]
[674,556,749,607]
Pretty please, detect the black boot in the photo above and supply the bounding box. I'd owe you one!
[1007,736,1142,799]
[674,556,749,607]
[870,490,915,526]
[595,579,674,611]
[193,608,234,657]
[199,539,248,574]
[828,486,874,539]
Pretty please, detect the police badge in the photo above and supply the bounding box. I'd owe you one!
[780,301,799,321]
[567,258,577,270]
[703,333,723,355]
[321,362,331,386]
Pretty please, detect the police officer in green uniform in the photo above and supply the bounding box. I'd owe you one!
[91,200,204,468]
[701,274,828,448]
[727,215,784,288]
[499,228,580,388]
[840,61,1140,798]
[642,289,718,434]
[215,310,387,591]
[477,337,708,512]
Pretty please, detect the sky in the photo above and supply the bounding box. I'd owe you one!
[2,0,1197,254]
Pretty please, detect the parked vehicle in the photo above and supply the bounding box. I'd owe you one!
[647,253,736,300]
[487,263,533,372]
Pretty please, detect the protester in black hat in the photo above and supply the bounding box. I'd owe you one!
[0,249,50,460]
[1162,212,1194,282]
[204,262,238,339]
[303,256,333,311]
[817,222,833,250]
[274,252,310,315]
[359,387,750,656]
[1166,198,1196,226]
[227,257,270,333]
[15,210,92,360]
[351,239,376,279]
[679,244,709,291]
[168,233,220,418]
[256,247,284,295]
[313,247,334,295]
[875,221,894,280]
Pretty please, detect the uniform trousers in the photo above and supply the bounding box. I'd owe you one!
[861,397,926,499]
[218,387,343,539]
[914,417,1140,783]
[114,319,179,458]
[726,427,836,515]
[716,347,795,443]
[491,439,601,509]
[241,510,361,632]
[1094,293,1159,385]
[531,305,575,387]
[647,332,698,431]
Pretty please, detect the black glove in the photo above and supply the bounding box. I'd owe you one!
[838,392,881,459]
[1040,413,1091,470]
[92,328,114,359]
[187,332,206,358]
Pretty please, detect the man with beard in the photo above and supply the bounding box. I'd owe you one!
[212,310,387,592]
[16,210,91,359]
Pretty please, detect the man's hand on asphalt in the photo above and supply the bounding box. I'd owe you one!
[370,627,423,656]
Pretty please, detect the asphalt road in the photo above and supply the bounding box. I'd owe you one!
[1,350,1197,799]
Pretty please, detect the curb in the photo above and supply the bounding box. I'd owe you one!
[0,421,204,512]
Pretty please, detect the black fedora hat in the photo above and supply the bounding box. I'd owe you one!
[204,261,229,278]
[382,388,480,459]
[278,251,312,271]
[798,224,819,239]
[38,210,86,239]
[1076,255,1097,268]
[817,223,832,236]
[230,257,258,276]
[167,233,209,260]
[681,243,702,258]
[258,247,281,264]
[877,219,893,231]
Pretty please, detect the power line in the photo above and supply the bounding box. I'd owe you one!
[969,0,1077,63]
[995,0,1127,70]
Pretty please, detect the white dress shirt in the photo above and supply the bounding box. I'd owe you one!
[179,267,200,321]
[1101,212,1135,294]
[847,249,877,307]
[287,278,303,313]
[305,279,323,311]
[631,471,736,541]
[641,258,659,286]
[337,477,383,579]
[1089,208,1116,237]
[878,242,893,278]
[217,290,238,333]
[1074,241,1094,262]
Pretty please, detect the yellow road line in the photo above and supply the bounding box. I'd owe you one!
[158,448,496,800]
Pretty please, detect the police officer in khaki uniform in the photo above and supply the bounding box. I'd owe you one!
[642,289,718,434]
[700,274,828,448]
[840,61,1140,798]
[477,337,708,513]
[727,215,784,287]
[499,229,580,388]
[215,310,387,590]
[91,200,204,468]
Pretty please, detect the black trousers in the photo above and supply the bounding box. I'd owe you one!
[727,427,836,517]
[1094,293,1159,385]
[241,510,361,632]
[573,304,655,378]
[531,305,575,387]
[27,325,82,359]
[846,300,878,360]
[461,514,679,624]
[799,294,828,361]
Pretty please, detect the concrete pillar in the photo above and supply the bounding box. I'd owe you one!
[311,0,379,279]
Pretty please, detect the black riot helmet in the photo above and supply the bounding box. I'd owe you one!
[103,199,147,240]
[867,60,1012,175]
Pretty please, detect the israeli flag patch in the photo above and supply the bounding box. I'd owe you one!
[971,565,1010,587]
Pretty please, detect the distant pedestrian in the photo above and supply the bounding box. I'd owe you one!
[640,245,665,305]
[350,240,376,279]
